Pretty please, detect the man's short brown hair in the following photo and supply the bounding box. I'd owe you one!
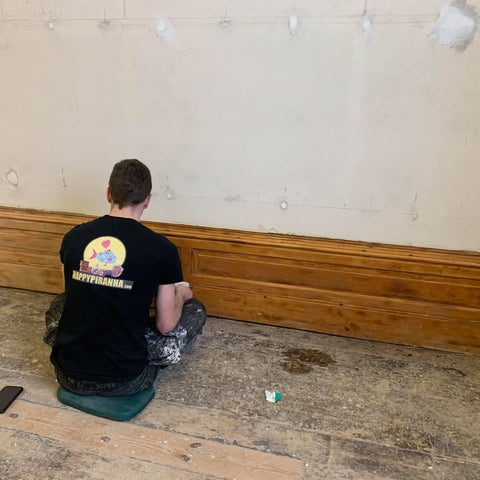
[108,159,152,208]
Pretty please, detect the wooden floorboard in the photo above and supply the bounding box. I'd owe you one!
[0,427,216,480]
[0,401,301,480]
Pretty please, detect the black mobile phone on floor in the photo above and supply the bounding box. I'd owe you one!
[0,386,24,413]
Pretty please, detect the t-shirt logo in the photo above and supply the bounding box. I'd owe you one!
[84,237,125,276]
[71,236,134,290]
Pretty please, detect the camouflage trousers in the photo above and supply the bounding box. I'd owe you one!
[44,293,207,396]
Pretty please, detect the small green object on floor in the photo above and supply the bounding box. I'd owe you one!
[56,385,155,421]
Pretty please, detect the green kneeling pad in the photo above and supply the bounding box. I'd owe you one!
[57,385,155,422]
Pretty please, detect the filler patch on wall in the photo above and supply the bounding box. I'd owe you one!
[5,168,19,188]
[289,10,300,35]
[428,2,478,51]
[154,14,179,49]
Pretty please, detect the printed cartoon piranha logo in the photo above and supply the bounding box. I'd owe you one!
[80,236,127,278]
[89,239,117,266]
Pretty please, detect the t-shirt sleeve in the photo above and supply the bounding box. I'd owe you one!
[157,239,183,285]
[59,229,72,264]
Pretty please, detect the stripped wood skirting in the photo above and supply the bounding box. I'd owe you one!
[1,206,479,354]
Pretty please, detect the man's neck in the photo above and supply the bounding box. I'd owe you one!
[109,204,143,222]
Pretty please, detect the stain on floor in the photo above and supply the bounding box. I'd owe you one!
[281,348,336,374]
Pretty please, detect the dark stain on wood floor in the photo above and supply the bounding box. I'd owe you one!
[281,348,336,374]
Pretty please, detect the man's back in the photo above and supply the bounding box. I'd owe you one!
[51,215,182,382]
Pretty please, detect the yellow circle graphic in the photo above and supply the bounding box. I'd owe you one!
[83,236,126,274]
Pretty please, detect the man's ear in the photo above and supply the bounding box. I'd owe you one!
[143,194,152,209]
[107,187,112,203]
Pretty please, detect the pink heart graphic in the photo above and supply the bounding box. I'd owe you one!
[101,240,111,249]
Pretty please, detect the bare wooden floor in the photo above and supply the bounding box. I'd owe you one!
[1,287,479,480]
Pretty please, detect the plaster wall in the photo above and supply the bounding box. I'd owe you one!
[1,0,480,251]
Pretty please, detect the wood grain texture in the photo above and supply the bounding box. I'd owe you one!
[3,287,480,480]
[1,206,479,354]
[0,401,302,480]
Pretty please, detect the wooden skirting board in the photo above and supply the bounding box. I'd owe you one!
[1,206,480,354]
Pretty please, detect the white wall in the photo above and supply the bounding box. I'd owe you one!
[1,0,480,251]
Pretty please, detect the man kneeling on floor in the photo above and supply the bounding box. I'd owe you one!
[43,159,207,396]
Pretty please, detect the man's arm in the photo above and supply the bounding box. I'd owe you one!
[155,283,193,334]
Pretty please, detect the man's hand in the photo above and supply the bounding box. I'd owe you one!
[175,283,193,302]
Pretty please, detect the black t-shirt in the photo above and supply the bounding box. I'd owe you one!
[50,215,183,382]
